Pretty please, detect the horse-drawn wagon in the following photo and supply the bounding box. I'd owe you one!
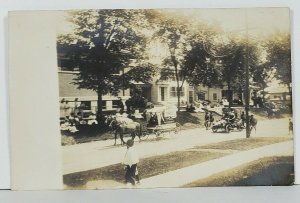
[105,105,181,145]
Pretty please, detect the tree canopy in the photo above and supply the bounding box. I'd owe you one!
[57,9,292,116]
[57,10,156,119]
[264,33,292,92]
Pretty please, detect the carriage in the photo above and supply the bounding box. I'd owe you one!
[141,105,181,138]
[142,119,181,137]
[105,105,181,144]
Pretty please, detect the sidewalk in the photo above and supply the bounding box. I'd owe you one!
[63,118,291,175]
[137,140,293,188]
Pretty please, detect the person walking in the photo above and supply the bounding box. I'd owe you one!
[122,139,140,186]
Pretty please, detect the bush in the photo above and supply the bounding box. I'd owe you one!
[62,135,77,146]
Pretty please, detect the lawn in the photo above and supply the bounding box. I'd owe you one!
[63,136,291,189]
[63,150,225,188]
[196,137,292,151]
[185,156,294,187]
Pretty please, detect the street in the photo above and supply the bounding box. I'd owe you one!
[63,118,293,185]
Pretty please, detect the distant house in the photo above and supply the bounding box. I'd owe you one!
[59,71,130,113]
[58,48,226,113]
[194,85,223,103]
[265,85,291,104]
[147,69,223,106]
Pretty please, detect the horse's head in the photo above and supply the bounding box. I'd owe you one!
[108,117,119,130]
[104,115,114,125]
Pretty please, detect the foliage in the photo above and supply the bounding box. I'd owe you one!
[144,10,191,112]
[61,135,77,146]
[214,37,260,103]
[264,33,292,91]
[126,87,148,110]
[251,62,275,96]
[57,10,156,118]
[181,38,223,88]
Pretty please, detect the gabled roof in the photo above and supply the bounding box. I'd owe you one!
[265,85,290,94]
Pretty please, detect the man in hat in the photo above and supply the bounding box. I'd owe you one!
[122,139,140,186]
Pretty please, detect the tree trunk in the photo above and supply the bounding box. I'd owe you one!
[97,87,103,124]
[227,81,231,107]
[174,63,181,114]
[177,86,181,112]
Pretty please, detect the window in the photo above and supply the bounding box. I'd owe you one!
[198,92,205,100]
[170,87,185,97]
[102,101,107,110]
[112,100,123,109]
[80,101,91,110]
[170,87,176,97]
[213,93,217,101]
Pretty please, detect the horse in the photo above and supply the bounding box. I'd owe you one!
[105,115,142,145]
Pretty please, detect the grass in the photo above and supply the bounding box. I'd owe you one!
[196,137,292,151]
[63,150,225,188]
[63,136,292,188]
[185,156,294,187]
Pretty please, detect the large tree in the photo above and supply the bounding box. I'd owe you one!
[215,37,260,105]
[145,10,190,112]
[57,10,155,121]
[145,10,220,111]
[251,61,275,100]
[264,33,292,97]
[181,35,223,90]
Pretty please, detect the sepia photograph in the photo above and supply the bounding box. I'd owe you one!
[57,8,293,189]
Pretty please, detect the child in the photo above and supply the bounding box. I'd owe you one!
[122,139,140,186]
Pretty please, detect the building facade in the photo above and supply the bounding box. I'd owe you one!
[59,71,130,114]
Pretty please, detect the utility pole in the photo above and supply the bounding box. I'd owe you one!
[206,58,210,101]
[122,67,125,96]
[244,9,251,138]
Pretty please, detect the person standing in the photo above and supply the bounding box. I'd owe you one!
[289,118,293,135]
[73,98,80,114]
[209,112,214,125]
[60,99,66,118]
[204,111,210,130]
[122,139,140,186]
[240,111,246,127]
[64,100,71,118]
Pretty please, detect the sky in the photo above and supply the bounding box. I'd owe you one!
[56,8,290,37]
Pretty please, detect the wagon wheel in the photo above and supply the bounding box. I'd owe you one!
[237,126,243,132]
[212,127,218,133]
[140,131,150,141]
[155,130,161,137]
[225,124,231,133]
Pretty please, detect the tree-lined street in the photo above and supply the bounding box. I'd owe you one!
[58,9,293,188]
[63,117,293,189]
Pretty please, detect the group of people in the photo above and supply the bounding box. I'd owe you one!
[60,98,98,133]
[60,98,89,118]
[205,108,259,130]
